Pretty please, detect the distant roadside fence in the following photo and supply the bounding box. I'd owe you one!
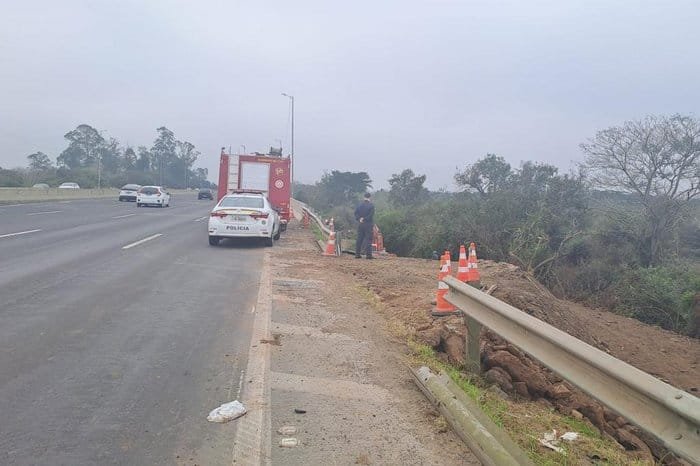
[0,187,118,203]
[0,187,194,204]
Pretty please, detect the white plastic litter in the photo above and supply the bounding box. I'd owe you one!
[207,400,247,423]
[539,429,564,454]
[279,438,298,448]
[560,432,579,442]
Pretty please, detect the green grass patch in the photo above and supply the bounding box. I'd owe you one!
[310,222,324,242]
[408,341,507,428]
[405,340,647,465]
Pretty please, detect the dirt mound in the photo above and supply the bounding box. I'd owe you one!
[326,253,699,463]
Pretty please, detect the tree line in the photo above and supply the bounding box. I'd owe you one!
[296,114,700,336]
[0,124,214,189]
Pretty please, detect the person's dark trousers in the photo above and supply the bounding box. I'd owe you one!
[355,222,374,258]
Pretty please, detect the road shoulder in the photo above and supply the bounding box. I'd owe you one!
[261,222,478,465]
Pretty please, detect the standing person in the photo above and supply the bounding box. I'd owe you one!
[354,192,375,259]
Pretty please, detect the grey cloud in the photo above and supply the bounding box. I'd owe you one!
[1,0,699,189]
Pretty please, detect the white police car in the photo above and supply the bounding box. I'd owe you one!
[207,190,280,246]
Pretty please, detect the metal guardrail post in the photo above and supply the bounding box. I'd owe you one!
[443,275,700,463]
[465,316,482,374]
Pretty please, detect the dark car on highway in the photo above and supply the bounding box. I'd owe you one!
[198,188,214,200]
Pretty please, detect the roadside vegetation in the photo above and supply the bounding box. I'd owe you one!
[0,124,213,189]
[297,114,700,337]
[407,341,646,465]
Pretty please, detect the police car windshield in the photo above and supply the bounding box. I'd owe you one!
[220,196,263,208]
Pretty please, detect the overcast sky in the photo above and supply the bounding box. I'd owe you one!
[1,0,699,189]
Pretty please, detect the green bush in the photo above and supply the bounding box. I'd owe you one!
[375,208,416,256]
[0,168,25,187]
[610,264,700,332]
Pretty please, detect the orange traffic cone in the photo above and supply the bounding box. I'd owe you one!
[467,242,481,284]
[432,253,458,316]
[322,230,337,256]
[456,245,469,282]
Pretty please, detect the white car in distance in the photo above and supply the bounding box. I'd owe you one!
[58,182,80,189]
[119,184,141,202]
[208,190,280,247]
[136,186,171,207]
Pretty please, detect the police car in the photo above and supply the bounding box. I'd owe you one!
[207,190,280,246]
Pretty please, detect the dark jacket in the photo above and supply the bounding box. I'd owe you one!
[354,200,375,224]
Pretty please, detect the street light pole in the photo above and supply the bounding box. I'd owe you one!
[282,93,294,193]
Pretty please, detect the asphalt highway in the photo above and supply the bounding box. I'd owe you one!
[0,193,264,465]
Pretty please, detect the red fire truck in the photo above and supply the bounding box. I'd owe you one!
[216,148,292,230]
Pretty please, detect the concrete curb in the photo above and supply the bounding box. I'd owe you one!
[231,251,273,465]
[410,366,534,466]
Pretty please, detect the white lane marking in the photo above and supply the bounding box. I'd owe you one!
[0,204,25,207]
[112,214,136,219]
[237,370,245,398]
[122,233,162,250]
[59,201,72,204]
[0,229,42,239]
[251,306,256,314]
[193,216,208,222]
[26,210,62,216]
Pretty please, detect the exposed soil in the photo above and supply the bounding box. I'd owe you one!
[328,255,699,392]
[319,252,699,463]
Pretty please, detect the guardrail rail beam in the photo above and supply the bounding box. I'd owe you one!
[443,275,700,463]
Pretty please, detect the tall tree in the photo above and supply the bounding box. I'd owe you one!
[455,153,512,196]
[388,169,428,206]
[27,151,53,170]
[57,124,104,168]
[135,146,152,171]
[176,141,199,167]
[318,170,372,206]
[122,147,137,170]
[151,126,176,185]
[99,137,121,173]
[581,114,700,265]
[174,140,201,188]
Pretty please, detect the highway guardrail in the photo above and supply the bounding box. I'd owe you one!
[443,275,700,463]
[292,199,342,255]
